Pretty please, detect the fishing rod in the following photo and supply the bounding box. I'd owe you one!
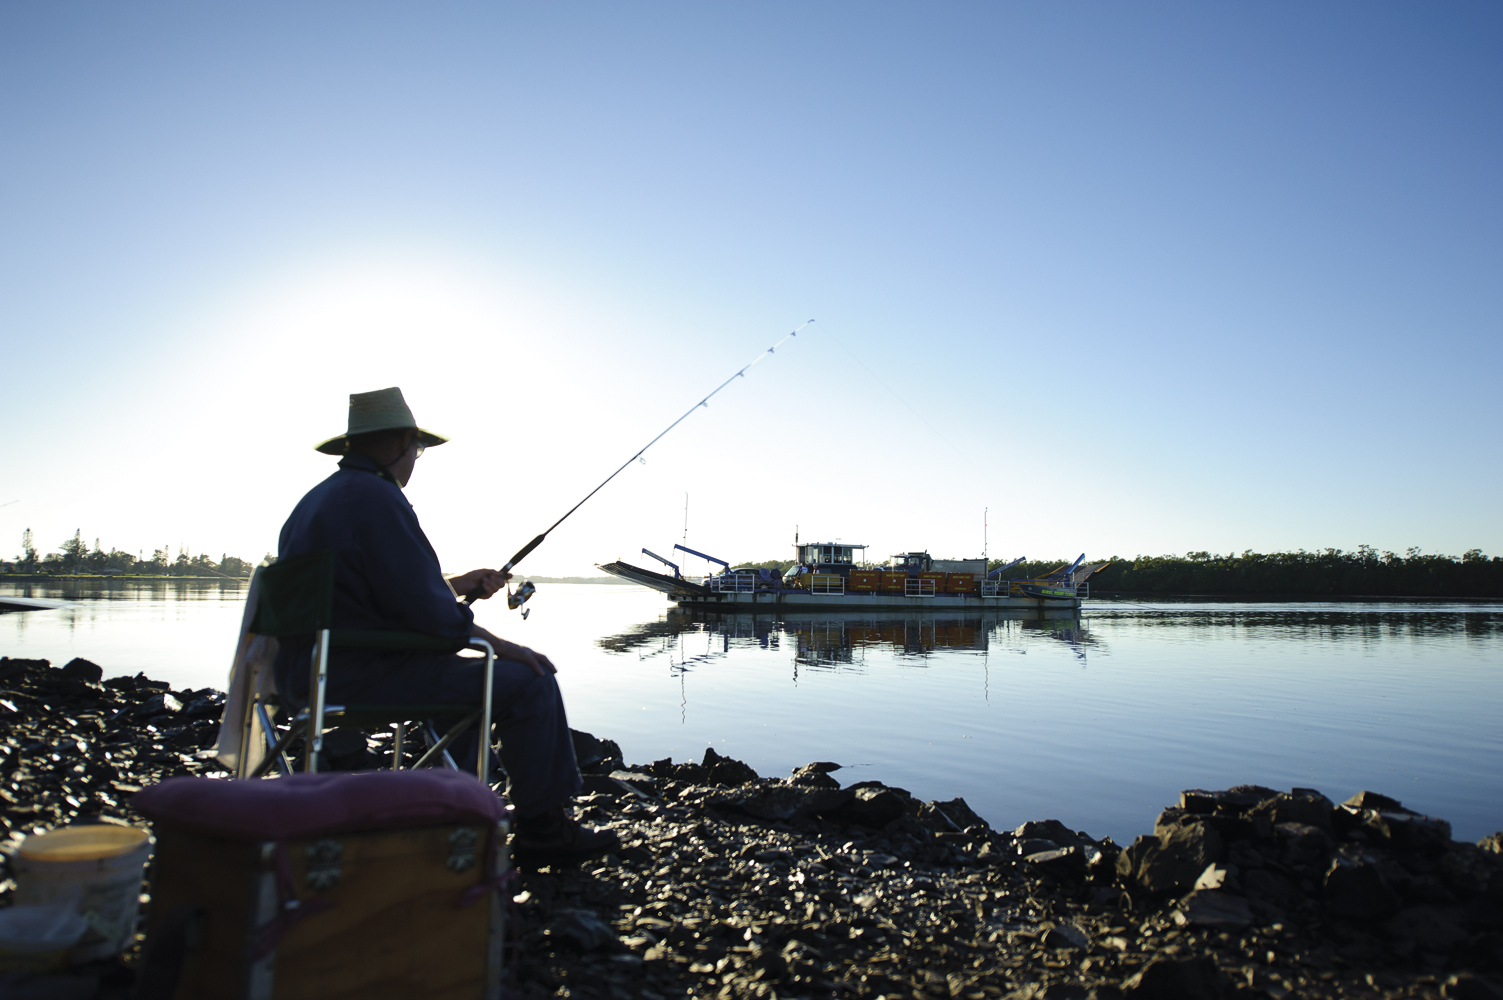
[466,320,813,611]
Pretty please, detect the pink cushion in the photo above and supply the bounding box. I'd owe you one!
[133,770,506,841]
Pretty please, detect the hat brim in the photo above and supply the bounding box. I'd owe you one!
[314,428,450,456]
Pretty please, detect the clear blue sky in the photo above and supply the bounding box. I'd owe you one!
[3,3,1499,575]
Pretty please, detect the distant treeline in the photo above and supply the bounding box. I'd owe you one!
[734,548,1502,598]
[4,528,260,578]
[1057,547,1499,598]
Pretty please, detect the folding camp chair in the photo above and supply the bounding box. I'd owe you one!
[234,549,496,782]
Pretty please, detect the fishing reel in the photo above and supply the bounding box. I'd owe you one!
[508,580,537,619]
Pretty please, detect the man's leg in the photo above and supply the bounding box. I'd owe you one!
[430,657,584,815]
[330,652,614,857]
[351,653,582,811]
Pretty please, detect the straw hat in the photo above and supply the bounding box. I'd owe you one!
[314,387,450,456]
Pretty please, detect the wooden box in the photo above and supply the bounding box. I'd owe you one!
[145,820,508,1000]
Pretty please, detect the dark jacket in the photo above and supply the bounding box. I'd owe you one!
[273,454,473,703]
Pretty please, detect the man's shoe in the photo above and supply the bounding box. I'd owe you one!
[512,807,620,861]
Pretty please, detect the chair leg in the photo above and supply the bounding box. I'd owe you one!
[414,713,480,770]
[475,640,495,785]
[305,629,330,773]
[254,701,292,776]
[392,721,405,770]
[237,693,257,780]
[250,712,307,779]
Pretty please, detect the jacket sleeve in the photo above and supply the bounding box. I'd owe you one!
[350,487,475,640]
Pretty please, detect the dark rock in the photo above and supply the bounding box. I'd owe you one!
[1443,973,1503,1000]
[1343,790,1407,812]
[789,761,842,788]
[181,695,224,720]
[1276,820,1334,864]
[1248,789,1335,833]
[714,782,852,822]
[1362,809,1453,854]
[580,773,646,797]
[830,785,907,828]
[702,746,758,786]
[58,658,103,683]
[1176,889,1252,929]
[1016,819,1083,847]
[544,908,618,950]
[318,727,375,771]
[1325,858,1402,920]
[976,842,1010,865]
[932,796,986,830]
[609,770,661,790]
[1027,846,1087,881]
[1118,820,1223,896]
[1178,785,1278,814]
[1042,922,1090,950]
[135,692,182,716]
[1121,956,1228,999]
[1018,838,1060,856]
[0,656,49,680]
[1087,842,1122,884]
[1192,862,1237,892]
[571,729,624,774]
[1244,868,1303,920]
[1384,905,1468,953]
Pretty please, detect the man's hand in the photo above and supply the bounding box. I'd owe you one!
[449,568,509,601]
[470,624,556,678]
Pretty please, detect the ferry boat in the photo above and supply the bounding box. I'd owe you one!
[598,539,1108,610]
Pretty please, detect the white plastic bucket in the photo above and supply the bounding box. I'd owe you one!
[0,894,89,973]
[13,825,153,962]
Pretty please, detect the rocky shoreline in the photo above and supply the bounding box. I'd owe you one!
[2,655,1502,1000]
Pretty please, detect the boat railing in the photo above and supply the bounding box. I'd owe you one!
[904,578,936,597]
[1077,582,1089,599]
[810,575,845,596]
[707,573,757,593]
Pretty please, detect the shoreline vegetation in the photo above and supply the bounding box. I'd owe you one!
[735,547,1503,600]
[2,654,1501,999]
[5,527,259,579]
[6,531,1499,598]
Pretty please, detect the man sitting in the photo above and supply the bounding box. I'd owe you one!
[275,386,615,858]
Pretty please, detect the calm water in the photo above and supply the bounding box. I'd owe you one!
[4,580,1501,844]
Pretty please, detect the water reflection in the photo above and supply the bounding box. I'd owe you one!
[1084,601,1503,649]
[598,607,1094,672]
[1,578,246,603]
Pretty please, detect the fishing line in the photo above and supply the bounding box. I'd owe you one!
[467,320,813,605]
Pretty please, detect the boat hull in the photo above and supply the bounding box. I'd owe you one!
[669,590,1079,610]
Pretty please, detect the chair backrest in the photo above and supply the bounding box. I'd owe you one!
[250,550,336,637]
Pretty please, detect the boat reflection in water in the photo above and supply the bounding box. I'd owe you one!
[596,606,1100,676]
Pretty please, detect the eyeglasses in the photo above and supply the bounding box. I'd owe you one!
[414,441,426,458]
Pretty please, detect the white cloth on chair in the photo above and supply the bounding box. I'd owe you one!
[215,568,280,776]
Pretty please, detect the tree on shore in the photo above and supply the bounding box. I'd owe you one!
[3,529,256,578]
[1039,547,1501,598]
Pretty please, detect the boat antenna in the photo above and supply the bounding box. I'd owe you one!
[466,320,813,604]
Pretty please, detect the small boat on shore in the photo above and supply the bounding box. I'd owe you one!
[599,539,1109,610]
